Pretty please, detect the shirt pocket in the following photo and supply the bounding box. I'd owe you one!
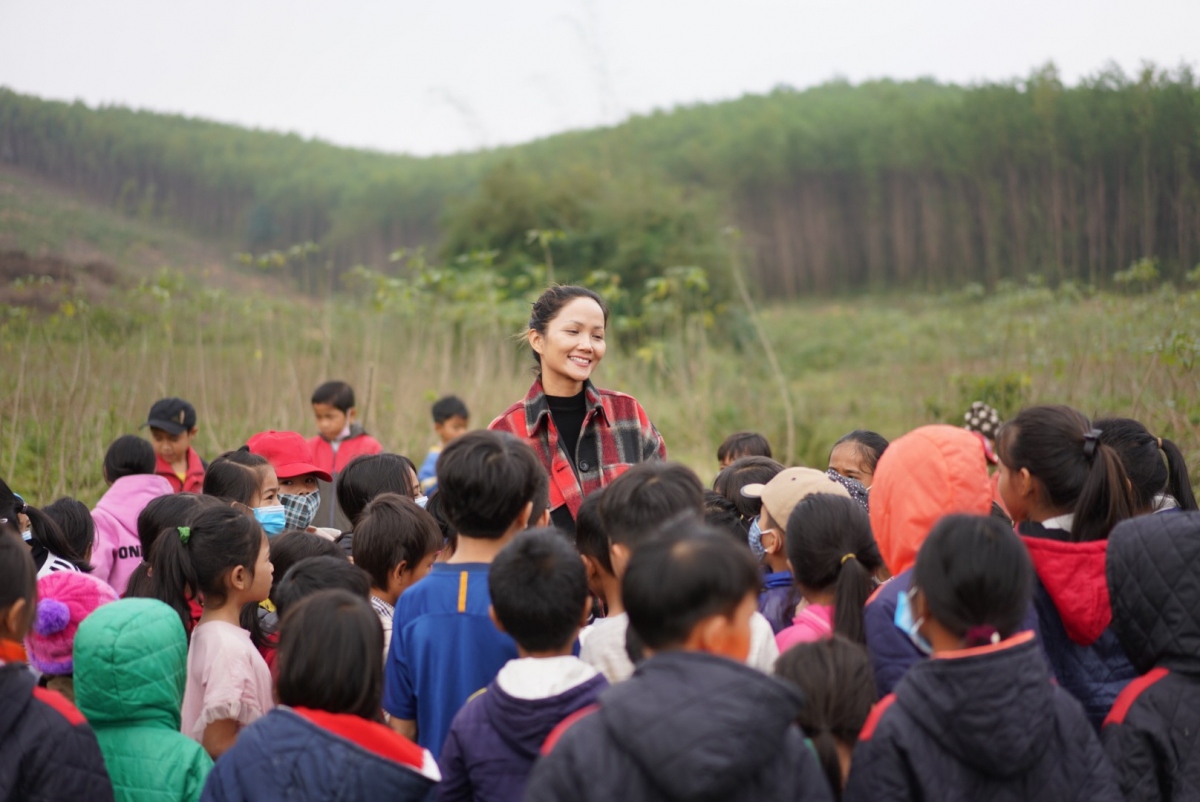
[601,463,633,485]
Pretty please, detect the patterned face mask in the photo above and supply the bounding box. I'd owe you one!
[747,517,766,560]
[280,491,320,531]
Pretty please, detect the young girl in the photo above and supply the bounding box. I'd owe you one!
[998,404,1138,727]
[202,590,439,801]
[712,455,784,558]
[23,571,118,703]
[44,498,98,571]
[151,505,274,757]
[124,493,221,600]
[845,515,1119,801]
[775,636,877,800]
[1095,416,1197,514]
[776,494,883,652]
[202,451,284,534]
[1,477,89,577]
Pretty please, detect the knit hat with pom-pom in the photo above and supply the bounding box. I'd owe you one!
[24,571,118,675]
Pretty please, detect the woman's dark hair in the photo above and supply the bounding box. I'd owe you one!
[438,432,548,540]
[775,637,877,800]
[913,515,1032,645]
[1095,417,1197,513]
[713,456,785,521]
[202,452,263,506]
[526,285,609,370]
[336,453,419,525]
[149,505,266,634]
[717,432,773,463]
[103,435,156,482]
[125,493,221,598]
[353,494,442,591]
[276,589,382,720]
[786,494,883,645]
[272,556,371,619]
[268,531,344,602]
[490,528,589,653]
[997,405,1136,542]
[43,498,96,569]
[831,430,889,474]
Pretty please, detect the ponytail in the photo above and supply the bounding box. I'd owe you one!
[831,553,876,645]
[1161,438,1198,511]
[149,520,203,634]
[1095,417,1197,514]
[1074,438,1135,543]
[26,504,90,572]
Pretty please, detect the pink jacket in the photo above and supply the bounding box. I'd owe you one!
[775,603,834,654]
[91,474,173,595]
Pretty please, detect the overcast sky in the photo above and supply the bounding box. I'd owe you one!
[1,0,1196,156]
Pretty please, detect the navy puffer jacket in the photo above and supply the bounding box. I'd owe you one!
[845,631,1120,802]
[1102,512,1200,801]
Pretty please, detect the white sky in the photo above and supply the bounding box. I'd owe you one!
[1,0,1196,156]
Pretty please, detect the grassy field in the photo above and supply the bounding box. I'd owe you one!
[2,269,1197,507]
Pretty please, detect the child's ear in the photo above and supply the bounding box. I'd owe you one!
[609,542,631,578]
[390,560,409,590]
[229,565,249,592]
[515,501,534,530]
[186,427,198,439]
[534,507,551,529]
[762,529,783,556]
[346,407,357,423]
[488,605,507,634]
[1,598,30,641]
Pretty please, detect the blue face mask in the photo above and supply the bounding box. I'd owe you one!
[415,495,429,509]
[894,587,934,655]
[253,504,287,536]
[747,517,766,560]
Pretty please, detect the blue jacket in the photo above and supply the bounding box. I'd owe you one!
[201,707,438,802]
[438,671,608,802]
[759,570,799,635]
[863,570,918,697]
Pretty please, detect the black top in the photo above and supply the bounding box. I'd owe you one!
[546,390,588,534]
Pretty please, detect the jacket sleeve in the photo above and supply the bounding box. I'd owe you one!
[863,593,923,697]
[1102,722,1161,802]
[436,727,473,802]
[636,402,666,462]
[25,718,115,802]
[842,724,915,802]
[524,732,587,802]
[89,514,116,585]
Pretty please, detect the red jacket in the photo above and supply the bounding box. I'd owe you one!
[154,448,205,493]
[307,427,383,476]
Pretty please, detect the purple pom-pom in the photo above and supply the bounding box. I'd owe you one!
[34,599,71,636]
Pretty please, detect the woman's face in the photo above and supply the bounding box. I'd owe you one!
[529,297,607,393]
[828,442,874,488]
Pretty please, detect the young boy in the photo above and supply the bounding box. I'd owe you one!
[352,494,442,659]
[143,397,205,493]
[417,395,470,495]
[575,491,618,640]
[247,430,333,533]
[308,381,383,529]
[526,523,833,802]
[383,431,547,758]
[717,431,773,467]
[439,529,609,802]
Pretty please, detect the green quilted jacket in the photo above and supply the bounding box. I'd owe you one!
[74,598,213,802]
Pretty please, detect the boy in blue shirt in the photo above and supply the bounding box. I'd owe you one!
[384,430,546,758]
[417,395,470,495]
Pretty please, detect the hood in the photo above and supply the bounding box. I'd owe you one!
[94,474,173,522]
[484,673,608,760]
[599,650,803,801]
[1021,533,1111,645]
[73,598,186,730]
[0,663,36,744]
[1108,512,1200,674]
[899,632,1053,777]
[869,425,993,575]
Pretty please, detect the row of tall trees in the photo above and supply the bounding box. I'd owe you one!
[2,63,1198,295]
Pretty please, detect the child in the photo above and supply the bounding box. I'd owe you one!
[75,598,214,802]
[418,395,471,494]
[717,431,773,467]
[23,571,118,703]
[352,493,442,658]
[145,397,206,493]
[151,505,274,757]
[308,380,384,476]
[247,430,333,533]
[89,435,173,594]
[252,535,348,668]
[440,529,609,802]
[1096,416,1197,513]
[776,494,883,652]
[0,528,115,801]
[827,429,888,489]
[712,455,784,557]
[202,451,284,534]
[334,452,423,556]
[775,637,877,799]
[844,515,1118,801]
[1104,512,1200,799]
[203,590,440,801]
[271,556,371,618]
[383,431,545,757]
[44,497,98,569]
[124,493,222,601]
[526,524,832,802]
[998,404,1137,727]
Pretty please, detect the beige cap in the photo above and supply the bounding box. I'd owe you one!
[741,467,851,529]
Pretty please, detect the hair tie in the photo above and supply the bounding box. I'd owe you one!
[965,624,1001,646]
[840,553,857,565]
[1082,428,1102,460]
[177,526,191,544]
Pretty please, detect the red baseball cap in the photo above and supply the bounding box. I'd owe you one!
[246,430,332,482]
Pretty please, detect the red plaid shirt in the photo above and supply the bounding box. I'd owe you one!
[489,379,667,519]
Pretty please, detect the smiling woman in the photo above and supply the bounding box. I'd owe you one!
[489,286,667,534]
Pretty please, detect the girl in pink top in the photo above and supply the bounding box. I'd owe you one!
[776,494,884,654]
[91,436,173,595]
[152,504,274,758]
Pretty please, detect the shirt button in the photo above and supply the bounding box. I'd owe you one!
[579,460,591,472]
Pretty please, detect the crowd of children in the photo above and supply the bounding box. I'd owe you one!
[3,288,1200,801]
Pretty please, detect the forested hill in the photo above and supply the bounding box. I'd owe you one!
[2,64,1198,296]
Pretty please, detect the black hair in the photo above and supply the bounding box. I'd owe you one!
[573,490,612,575]
[0,478,87,572]
[490,528,589,652]
[149,504,267,634]
[353,494,442,590]
[527,285,609,371]
[599,462,705,550]
[103,435,156,482]
[623,518,760,651]
[437,431,547,540]
[1095,417,1197,513]
[0,527,38,637]
[268,530,344,602]
[43,498,96,569]
[202,452,265,506]
[311,380,356,413]
[717,432,773,463]
[272,556,371,619]
[125,493,222,598]
[432,395,470,423]
[276,589,381,720]
[786,494,883,645]
[775,637,877,800]
[421,490,455,554]
[713,456,785,521]
[702,490,751,545]
[913,514,1033,645]
[831,430,889,474]
[997,405,1135,542]
[336,453,420,525]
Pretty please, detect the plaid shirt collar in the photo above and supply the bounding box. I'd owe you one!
[523,378,611,435]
